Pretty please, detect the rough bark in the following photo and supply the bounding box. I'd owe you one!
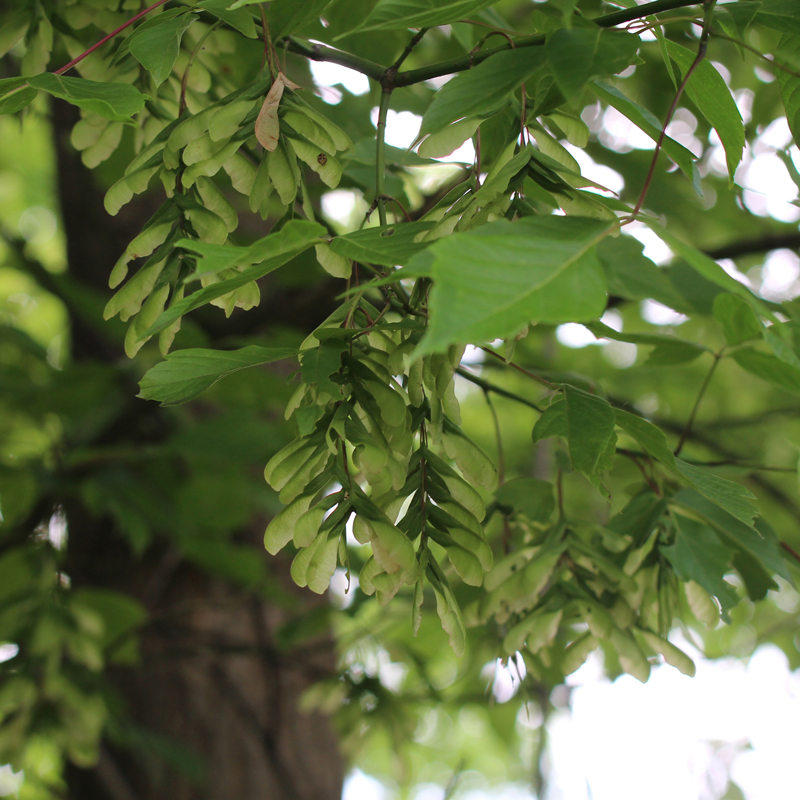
[51,98,345,800]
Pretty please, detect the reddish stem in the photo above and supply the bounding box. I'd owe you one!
[53,0,170,76]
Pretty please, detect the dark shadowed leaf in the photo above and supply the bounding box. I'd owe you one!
[662,515,739,611]
[547,28,641,100]
[419,48,547,137]
[139,347,299,405]
[666,40,744,182]
[129,12,198,86]
[563,385,616,476]
[28,74,148,122]
[340,0,502,36]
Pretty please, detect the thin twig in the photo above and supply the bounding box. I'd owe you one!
[55,0,170,76]
[627,0,716,220]
[484,390,505,486]
[674,352,721,456]
[375,90,392,226]
[179,20,220,116]
[479,346,559,390]
[389,28,430,73]
[706,29,800,80]
[455,367,542,411]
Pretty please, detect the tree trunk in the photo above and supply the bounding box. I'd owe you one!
[51,99,345,800]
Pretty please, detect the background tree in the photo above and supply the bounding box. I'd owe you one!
[1,0,800,798]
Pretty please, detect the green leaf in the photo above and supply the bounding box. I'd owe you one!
[645,220,772,318]
[0,78,38,115]
[419,48,547,137]
[756,0,800,37]
[196,0,257,38]
[775,34,800,143]
[546,27,641,100]
[27,74,147,122]
[662,514,739,611]
[411,216,612,355]
[673,489,791,581]
[129,12,197,87]
[139,346,299,405]
[329,221,435,266]
[584,320,707,366]
[495,478,555,523]
[419,117,482,159]
[301,340,347,398]
[666,40,744,182]
[144,221,326,336]
[614,409,759,526]
[532,398,567,444]
[714,2,760,43]
[267,0,332,39]
[731,348,800,394]
[339,0,501,36]
[673,461,759,529]
[597,235,686,308]
[591,82,701,195]
[713,293,763,346]
[563,385,616,476]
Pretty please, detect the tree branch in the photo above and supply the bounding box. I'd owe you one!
[284,0,702,89]
[705,232,800,261]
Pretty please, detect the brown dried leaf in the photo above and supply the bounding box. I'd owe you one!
[255,74,287,151]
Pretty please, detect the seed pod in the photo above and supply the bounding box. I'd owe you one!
[223,151,258,195]
[291,532,324,588]
[287,136,341,188]
[267,141,298,205]
[561,632,598,675]
[280,449,332,504]
[181,141,241,188]
[367,518,417,580]
[445,543,483,586]
[104,257,168,321]
[430,573,466,657]
[281,92,353,152]
[419,117,481,159]
[503,609,562,655]
[71,115,108,151]
[310,242,351,279]
[82,121,124,168]
[412,571,425,635]
[294,505,326,548]
[363,378,407,428]
[255,73,291,151]
[248,154,273,215]
[184,132,230,166]
[685,580,719,628]
[264,438,318,490]
[167,106,217,154]
[104,166,159,216]
[442,428,498,491]
[445,523,492,572]
[610,627,650,683]
[359,556,382,596]
[184,206,228,245]
[281,109,337,154]
[638,630,696,677]
[407,358,424,407]
[158,283,185,356]
[305,532,340,594]
[264,494,314,555]
[124,283,169,357]
[196,177,238,233]
[209,98,258,142]
[576,600,613,639]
